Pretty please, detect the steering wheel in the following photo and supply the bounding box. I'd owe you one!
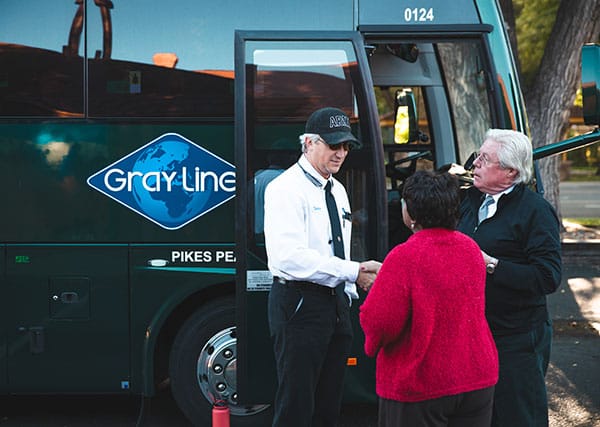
[386,150,432,181]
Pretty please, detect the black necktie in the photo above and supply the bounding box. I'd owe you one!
[325,180,348,302]
[324,180,345,259]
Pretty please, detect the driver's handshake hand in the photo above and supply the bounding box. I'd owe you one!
[360,260,382,274]
[357,260,382,292]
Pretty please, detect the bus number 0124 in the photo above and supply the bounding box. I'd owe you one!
[404,7,434,22]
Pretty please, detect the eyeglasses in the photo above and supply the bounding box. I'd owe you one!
[316,137,351,152]
[474,152,501,167]
[327,141,351,152]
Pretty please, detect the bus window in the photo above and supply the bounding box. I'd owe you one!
[369,38,496,247]
[437,41,494,163]
[86,2,235,118]
[0,2,84,117]
[245,40,378,262]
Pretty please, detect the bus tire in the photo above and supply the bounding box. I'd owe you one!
[169,296,272,426]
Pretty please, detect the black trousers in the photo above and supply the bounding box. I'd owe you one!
[491,320,552,427]
[268,281,353,427]
[378,386,495,427]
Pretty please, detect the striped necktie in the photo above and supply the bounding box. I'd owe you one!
[478,195,495,224]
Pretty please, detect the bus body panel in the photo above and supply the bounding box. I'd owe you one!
[359,0,481,26]
[0,123,235,242]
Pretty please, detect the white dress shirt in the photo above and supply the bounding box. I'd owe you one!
[264,155,359,300]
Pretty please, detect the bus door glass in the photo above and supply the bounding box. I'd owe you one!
[365,35,497,247]
[0,244,5,391]
[235,31,385,405]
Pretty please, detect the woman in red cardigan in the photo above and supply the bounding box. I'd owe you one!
[360,170,498,427]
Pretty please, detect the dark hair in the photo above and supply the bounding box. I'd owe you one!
[402,170,460,229]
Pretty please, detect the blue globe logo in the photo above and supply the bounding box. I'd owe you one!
[87,133,236,229]
[132,139,211,228]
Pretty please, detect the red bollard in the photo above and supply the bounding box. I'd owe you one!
[212,400,230,427]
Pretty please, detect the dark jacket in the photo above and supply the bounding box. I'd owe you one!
[458,184,562,334]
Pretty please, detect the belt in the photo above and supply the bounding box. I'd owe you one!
[274,276,337,296]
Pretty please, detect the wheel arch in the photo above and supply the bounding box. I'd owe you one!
[140,280,235,396]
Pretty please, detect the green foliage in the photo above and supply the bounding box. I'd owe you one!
[564,217,600,227]
[514,0,560,87]
[565,165,600,180]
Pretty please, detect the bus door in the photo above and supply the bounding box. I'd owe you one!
[362,28,503,246]
[234,31,387,405]
[5,246,130,392]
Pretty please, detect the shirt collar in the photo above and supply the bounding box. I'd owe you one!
[487,184,515,202]
[298,155,330,188]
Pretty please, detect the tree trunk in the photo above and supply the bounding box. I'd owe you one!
[524,0,600,219]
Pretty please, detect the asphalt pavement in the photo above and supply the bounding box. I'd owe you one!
[545,247,600,427]
[559,181,600,218]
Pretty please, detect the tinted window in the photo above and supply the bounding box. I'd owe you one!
[0,1,84,117]
[2,0,353,119]
[243,39,378,261]
[86,1,234,118]
[86,0,351,118]
[437,41,493,162]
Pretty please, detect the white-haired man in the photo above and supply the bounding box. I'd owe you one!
[458,129,561,427]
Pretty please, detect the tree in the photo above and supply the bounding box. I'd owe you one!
[499,0,600,219]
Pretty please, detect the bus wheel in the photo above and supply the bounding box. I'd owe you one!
[169,296,272,426]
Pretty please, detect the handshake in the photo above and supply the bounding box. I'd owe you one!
[356,260,382,292]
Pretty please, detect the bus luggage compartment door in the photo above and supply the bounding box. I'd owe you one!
[5,245,129,393]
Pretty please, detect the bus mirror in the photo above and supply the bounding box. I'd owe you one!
[464,151,477,170]
[582,43,600,125]
[394,88,418,144]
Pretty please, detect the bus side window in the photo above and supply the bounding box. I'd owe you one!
[0,2,84,116]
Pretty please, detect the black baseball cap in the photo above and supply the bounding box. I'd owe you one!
[305,107,362,149]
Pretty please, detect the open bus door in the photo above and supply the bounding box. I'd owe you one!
[234,31,387,412]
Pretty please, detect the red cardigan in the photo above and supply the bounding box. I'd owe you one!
[360,228,498,402]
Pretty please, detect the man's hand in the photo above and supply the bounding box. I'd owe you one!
[480,249,494,265]
[360,260,382,274]
[356,260,382,291]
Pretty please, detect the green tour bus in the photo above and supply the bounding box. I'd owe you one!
[1,0,599,425]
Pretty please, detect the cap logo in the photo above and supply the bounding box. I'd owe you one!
[330,115,350,129]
